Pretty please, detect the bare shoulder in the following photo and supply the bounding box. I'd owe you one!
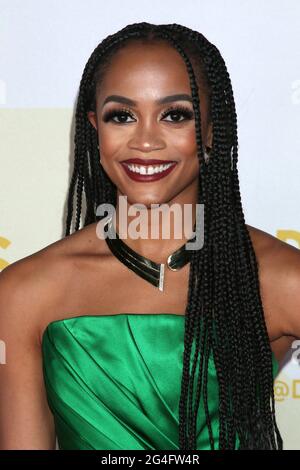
[0,220,109,345]
[246,224,300,339]
[0,243,66,350]
[246,224,300,256]
[0,220,107,449]
[246,223,300,273]
[0,227,93,449]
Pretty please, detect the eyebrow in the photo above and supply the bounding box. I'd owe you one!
[102,93,193,108]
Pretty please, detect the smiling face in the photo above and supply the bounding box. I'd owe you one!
[87,40,213,208]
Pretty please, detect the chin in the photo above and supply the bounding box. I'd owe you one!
[126,192,170,208]
[116,185,175,209]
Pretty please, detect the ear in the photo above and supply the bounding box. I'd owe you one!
[87,111,98,131]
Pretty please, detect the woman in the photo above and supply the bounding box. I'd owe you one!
[0,22,300,451]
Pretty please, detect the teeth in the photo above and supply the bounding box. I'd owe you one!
[125,163,174,175]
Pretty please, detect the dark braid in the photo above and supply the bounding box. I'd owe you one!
[65,22,283,450]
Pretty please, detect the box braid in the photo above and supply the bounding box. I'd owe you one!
[64,22,283,450]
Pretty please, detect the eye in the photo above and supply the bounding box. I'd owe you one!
[160,105,194,123]
[101,105,194,125]
[102,107,135,124]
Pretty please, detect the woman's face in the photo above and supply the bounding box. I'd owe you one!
[88,41,212,208]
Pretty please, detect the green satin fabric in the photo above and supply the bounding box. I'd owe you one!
[42,313,279,450]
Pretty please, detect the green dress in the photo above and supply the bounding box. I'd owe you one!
[41,313,279,450]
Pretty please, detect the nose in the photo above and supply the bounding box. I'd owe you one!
[127,122,166,153]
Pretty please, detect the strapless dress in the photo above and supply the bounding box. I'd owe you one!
[41,313,279,450]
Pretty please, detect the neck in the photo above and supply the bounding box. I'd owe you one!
[113,181,198,263]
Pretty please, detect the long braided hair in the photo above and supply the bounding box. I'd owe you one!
[65,22,282,450]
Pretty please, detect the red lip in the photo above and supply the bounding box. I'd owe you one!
[121,158,176,166]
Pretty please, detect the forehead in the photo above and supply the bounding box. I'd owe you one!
[97,42,192,103]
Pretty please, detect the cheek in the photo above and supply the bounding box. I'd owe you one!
[173,127,198,159]
[98,125,125,158]
[174,128,201,176]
